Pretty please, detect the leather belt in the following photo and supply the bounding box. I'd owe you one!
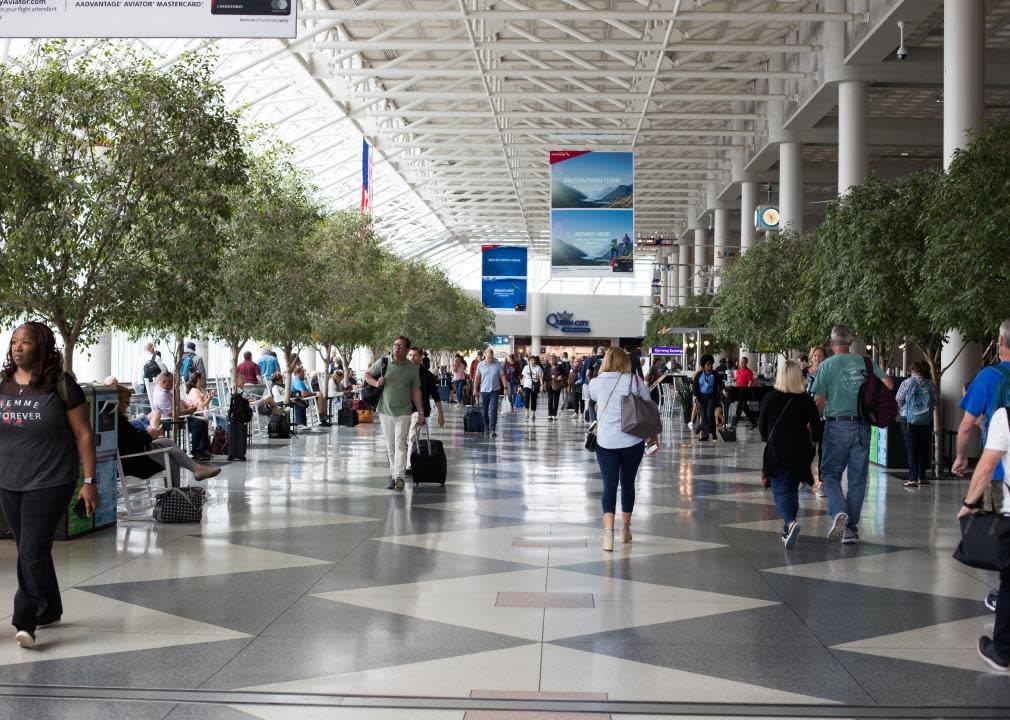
[826,415,861,422]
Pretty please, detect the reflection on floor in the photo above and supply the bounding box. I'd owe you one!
[0,403,1003,719]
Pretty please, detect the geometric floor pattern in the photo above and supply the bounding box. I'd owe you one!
[0,402,1007,718]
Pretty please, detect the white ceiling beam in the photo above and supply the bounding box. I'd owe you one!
[354,91,782,101]
[312,41,815,53]
[377,127,755,138]
[332,68,806,80]
[373,110,759,120]
[301,10,862,23]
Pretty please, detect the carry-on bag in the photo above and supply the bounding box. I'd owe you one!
[228,421,248,460]
[356,408,374,424]
[954,512,1010,571]
[718,425,737,442]
[337,406,359,427]
[463,405,484,433]
[154,487,206,523]
[410,425,447,485]
[210,425,228,455]
[268,413,291,439]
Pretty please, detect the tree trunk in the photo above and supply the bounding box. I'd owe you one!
[283,343,295,403]
[317,343,332,423]
[62,335,76,376]
[172,336,184,444]
[922,342,945,480]
[228,341,242,385]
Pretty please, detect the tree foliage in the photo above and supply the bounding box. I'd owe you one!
[643,294,717,351]
[711,230,812,353]
[918,119,1010,344]
[0,41,246,371]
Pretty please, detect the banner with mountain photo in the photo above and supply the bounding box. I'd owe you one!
[550,150,634,276]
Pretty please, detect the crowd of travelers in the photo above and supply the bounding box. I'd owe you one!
[1,317,1009,676]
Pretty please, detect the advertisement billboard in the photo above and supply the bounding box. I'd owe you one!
[0,0,297,38]
[481,277,527,310]
[481,245,527,278]
[550,150,634,277]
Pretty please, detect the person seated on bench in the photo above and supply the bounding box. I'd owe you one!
[289,366,315,427]
[116,385,219,487]
[184,372,215,461]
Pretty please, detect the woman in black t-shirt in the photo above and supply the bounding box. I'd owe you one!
[759,360,822,550]
[0,322,98,649]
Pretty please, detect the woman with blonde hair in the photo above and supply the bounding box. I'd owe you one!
[759,360,822,549]
[806,346,828,497]
[585,347,657,551]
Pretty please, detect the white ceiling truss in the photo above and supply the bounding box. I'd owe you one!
[7,0,1010,295]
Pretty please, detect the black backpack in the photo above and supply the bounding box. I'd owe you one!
[268,413,291,439]
[143,356,160,381]
[360,357,388,409]
[228,393,253,424]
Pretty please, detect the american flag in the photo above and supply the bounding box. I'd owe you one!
[361,139,373,215]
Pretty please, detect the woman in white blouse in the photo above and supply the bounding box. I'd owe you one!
[521,356,545,422]
[585,347,657,551]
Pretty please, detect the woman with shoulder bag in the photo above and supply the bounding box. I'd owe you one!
[585,347,657,552]
[759,360,822,549]
[546,356,565,421]
[521,356,544,422]
[0,322,98,649]
[896,361,936,488]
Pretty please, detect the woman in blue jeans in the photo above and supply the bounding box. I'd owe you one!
[759,361,822,549]
[585,347,656,552]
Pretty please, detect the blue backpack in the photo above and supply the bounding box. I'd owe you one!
[905,378,933,425]
[698,371,715,395]
[982,364,1010,440]
[180,353,194,382]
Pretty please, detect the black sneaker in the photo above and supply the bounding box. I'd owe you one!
[386,477,397,490]
[978,636,1010,672]
[404,468,413,477]
[986,590,999,612]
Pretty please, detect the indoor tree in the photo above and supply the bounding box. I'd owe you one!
[0,41,245,372]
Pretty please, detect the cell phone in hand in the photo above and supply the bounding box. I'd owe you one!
[72,497,89,520]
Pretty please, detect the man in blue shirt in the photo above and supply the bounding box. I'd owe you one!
[257,348,281,381]
[954,318,1010,613]
[473,348,506,438]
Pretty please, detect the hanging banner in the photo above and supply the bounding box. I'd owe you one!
[0,0,297,38]
[481,244,527,278]
[482,278,527,310]
[550,150,634,277]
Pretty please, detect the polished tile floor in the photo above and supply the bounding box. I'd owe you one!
[0,403,1005,719]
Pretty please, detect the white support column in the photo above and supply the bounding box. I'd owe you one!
[713,208,729,290]
[660,253,670,307]
[941,0,986,432]
[740,181,758,253]
[838,80,869,196]
[694,225,709,296]
[677,239,690,307]
[529,290,545,357]
[75,332,113,383]
[779,142,803,234]
[665,256,675,308]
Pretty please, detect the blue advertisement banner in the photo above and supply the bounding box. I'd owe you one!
[482,278,528,310]
[482,244,528,278]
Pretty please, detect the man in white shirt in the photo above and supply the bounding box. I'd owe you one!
[958,406,1010,672]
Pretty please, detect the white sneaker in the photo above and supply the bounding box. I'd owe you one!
[602,529,614,552]
[783,521,801,549]
[15,631,35,649]
[827,513,848,542]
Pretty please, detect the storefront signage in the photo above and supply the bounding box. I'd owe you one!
[546,311,591,334]
[550,150,634,277]
[0,0,298,38]
[650,346,684,356]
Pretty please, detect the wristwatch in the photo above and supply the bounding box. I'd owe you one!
[82,477,98,486]
[962,497,982,510]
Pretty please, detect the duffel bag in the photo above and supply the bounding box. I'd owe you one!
[154,487,207,523]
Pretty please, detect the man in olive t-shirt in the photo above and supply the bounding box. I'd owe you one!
[365,335,424,491]
[811,325,894,544]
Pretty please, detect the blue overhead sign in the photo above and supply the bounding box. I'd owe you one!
[482,278,527,310]
[491,335,510,346]
[651,346,684,356]
[482,245,528,278]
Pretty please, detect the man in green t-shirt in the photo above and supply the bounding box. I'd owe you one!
[364,335,424,491]
[811,325,894,544]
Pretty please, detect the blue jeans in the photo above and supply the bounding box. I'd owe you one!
[595,442,645,514]
[508,380,520,406]
[769,470,800,535]
[819,419,871,531]
[481,391,500,431]
[452,380,466,404]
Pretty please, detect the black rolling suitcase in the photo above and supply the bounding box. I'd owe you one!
[228,422,248,460]
[337,406,359,427]
[410,425,447,485]
[463,405,484,434]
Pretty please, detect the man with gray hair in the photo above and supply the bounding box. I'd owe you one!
[811,325,894,544]
[953,318,1010,613]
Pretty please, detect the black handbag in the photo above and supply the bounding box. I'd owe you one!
[154,487,207,523]
[585,377,621,451]
[953,512,1010,571]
